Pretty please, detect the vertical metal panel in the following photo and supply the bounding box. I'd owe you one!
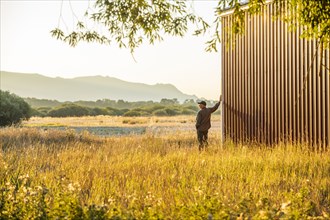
[308,39,312,145]
[222,17,228,140]
[283,12,287,140]
[279,12,286,140]
[248,14,252,141]
[256,13,260,142]
[297,26,302,143]
[221,3,330,148]
[326,48,329,147]
[287,20,292,142]
[316,42,321,147]
[276,13,281,142]
[312,40,317,146]
[243,13,249,142]
[230,16,235,141]
[321,47,325,148]
[269,3,275,144]
[239,33,243,142]
[303,35,308,144]
[266,6,270,144]
[234,31,238,142]
[252,13,257,141]
[292,27,296,143]
[221,18,225,143]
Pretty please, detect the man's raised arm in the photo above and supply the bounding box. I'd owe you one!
[210,95,222,113]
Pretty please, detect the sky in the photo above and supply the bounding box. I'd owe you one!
[1,0,221,100]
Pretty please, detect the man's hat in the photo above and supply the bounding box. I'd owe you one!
[197,100,207,106]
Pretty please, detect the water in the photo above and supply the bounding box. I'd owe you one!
[38,126,147,136]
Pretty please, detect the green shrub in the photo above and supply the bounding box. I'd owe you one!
[90,107,109,116]
[106,107,127,116]
[36,107,53,115]
[0,90,31,126]
[164,107,180,116]
[183,105,199,111]
[124,108,151,117]
[142,105,166,114]
[181,108,197,115]
[153,109,168,116]
[123,110,142,117]
[30,108,46,117]
[48,104,90,117]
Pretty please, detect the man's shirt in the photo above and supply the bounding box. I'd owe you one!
[195,102,220,131]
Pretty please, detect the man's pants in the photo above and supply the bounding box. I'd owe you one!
[197,130,208,150]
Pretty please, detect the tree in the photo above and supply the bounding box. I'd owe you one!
[160,98,179,105]
[51,0,208,52]
[51,0,330,54]
[0,90,32,127]
[48,104,90,117]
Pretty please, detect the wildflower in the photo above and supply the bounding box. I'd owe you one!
[18,174,29,180]
[108,197,116,204]
[68,183,75,192]
[156,198,163,206]
[30,191,38,196]
[2,162,8,170]
[194,187,203,195]
[237,213,244,220]
[280,201,291,214]
[7,194,13,201]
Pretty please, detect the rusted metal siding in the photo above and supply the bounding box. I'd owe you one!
[221,3,330,147]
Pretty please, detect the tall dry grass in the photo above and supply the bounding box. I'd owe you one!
[23,115,203,127]
[0,127,329,219]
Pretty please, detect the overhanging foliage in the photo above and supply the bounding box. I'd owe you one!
[51,0,329,54]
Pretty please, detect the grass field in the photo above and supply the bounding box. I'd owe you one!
[22,115,220,137]
[23,115,204,127]
[0,116,329,219]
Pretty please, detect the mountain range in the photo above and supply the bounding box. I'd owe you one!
[0,71,197,102]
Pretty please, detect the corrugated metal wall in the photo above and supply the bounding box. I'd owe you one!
[221,3,330,148]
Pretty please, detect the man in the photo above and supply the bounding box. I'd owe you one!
[196,95,222,151]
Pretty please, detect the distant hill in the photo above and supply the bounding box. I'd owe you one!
[0,71,197,102]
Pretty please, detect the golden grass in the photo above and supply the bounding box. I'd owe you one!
[0,123,329,218]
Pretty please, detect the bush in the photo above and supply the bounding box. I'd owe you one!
[180,109,196,115]
[48,104,90,117]
[90,107,109,116]
[153,109,168,116]
[30,108,46,117]
[183,105,199,111]
[106,107,127,116]
[164,107,180,116]
[142,105,166,114]
[36,107,53,115]
[0,90,31,126]
[123,110,142,117]
[124,108,151,117]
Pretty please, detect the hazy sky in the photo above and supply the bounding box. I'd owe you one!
[1,0,221,100]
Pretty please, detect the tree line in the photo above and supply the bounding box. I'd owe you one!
[31,103,200,118]
[1,90,219,127]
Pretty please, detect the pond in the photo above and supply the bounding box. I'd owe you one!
[38,126,147,136]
